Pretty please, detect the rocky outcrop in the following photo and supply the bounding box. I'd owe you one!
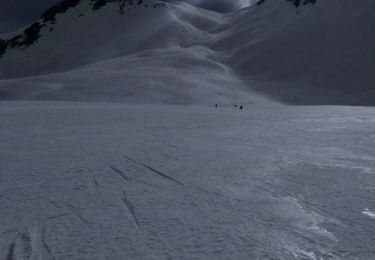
[258,0,317,7]
[287,0,317,7]
[0,0,83,56]
[0,22,42,57]
[91,0,146,14]
[0,40,6,56]
[42,0,82,22]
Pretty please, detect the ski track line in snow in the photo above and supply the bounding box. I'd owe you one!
[123,155,139,165]
[121,191,140,228]
[65,203,91,229]
[41,225,53,259]
[123,155,183,186]
[46,213,71,221]
[7,229,34,260]
[89,176,101,197]
[6,241,15,260]
[140,163,183,186]
[109,165,129,181]
[19,230,32,259]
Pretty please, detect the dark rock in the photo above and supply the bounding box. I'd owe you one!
[42,0,82,22]
[258,0,317,7]
[22,23,43,46]
[0,40,7,56]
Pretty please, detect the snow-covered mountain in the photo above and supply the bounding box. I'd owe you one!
[1,2,375,260]
[0,0,374,104]
[227,0,375,105]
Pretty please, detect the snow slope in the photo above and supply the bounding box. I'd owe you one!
[0,0,374,104]
[216,0,375,104]
[1,101,375,259]
[0,0,262,105]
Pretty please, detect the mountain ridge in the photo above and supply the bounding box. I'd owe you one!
[0,0,160,56]
[0,0,320,57]
[0,0,374,105]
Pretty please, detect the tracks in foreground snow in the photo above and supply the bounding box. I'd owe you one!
[1,102,375,259]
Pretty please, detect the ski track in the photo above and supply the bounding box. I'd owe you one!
[124,155,183,186]
[46,213,71,221]
[6,242,15,260]
[121,191,140,228]
[65,203,91,229]
[109,165,128,181]
[41,225,53,259]
[140,163,183,186]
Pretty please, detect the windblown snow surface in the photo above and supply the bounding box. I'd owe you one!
[0,0,375,259]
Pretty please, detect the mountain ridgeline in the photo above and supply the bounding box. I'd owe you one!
[0,0,320,57]
[0,0,374,105]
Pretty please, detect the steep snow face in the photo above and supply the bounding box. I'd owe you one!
[213,0,375,105]
[0,0,374,105]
